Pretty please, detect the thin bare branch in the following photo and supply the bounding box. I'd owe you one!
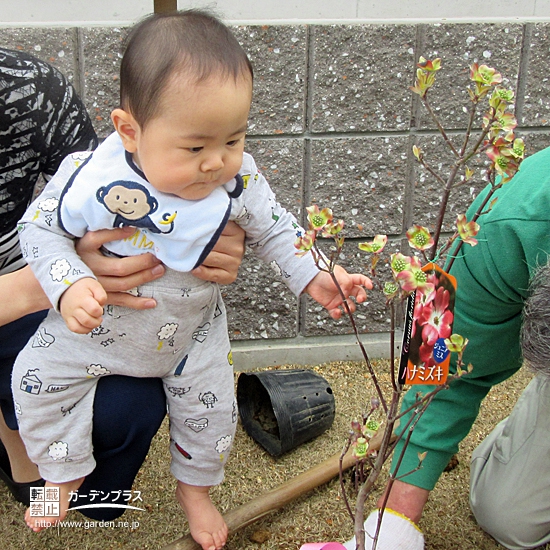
[422,97,460,158]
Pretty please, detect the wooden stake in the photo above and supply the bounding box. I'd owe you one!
[154,0,177,13]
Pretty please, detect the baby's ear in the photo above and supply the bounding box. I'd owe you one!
[111,108,139,153]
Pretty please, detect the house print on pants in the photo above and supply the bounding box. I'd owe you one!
[20,370,42,394]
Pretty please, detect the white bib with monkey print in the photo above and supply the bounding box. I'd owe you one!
[56,132,242,271]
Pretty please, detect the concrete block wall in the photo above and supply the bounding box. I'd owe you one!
[2,21,549,367]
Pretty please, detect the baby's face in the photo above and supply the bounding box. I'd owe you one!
[131,73,252,201]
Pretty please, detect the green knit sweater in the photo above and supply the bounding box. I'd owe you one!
[392,146,550,490]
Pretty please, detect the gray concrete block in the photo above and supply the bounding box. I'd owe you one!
[412,133,490,232]
[519,131,550,156]
[0,28,77,84]
[233,25,307,136]
[522,23,550,127]
[301,239,403,336]
[225,249,299,340]
[419,23,523,131]
[81,26,127,139]
[245,138,305,216]
[6,19,545,353]
[309,136,409,238]
[310,24,416,133]
[81,24,308,138]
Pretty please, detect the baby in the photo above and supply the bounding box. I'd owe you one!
[14,10,370,550]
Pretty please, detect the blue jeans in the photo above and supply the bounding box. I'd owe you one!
[0,311,166,520]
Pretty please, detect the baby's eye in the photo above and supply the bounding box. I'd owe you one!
[188,147,203,153]
[226,140,239,147]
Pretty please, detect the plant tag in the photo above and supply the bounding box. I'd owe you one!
[398,263,457,385]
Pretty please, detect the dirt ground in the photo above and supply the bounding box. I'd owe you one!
[0,360,546,550]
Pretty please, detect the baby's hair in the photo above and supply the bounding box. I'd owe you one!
[119,9,253,128]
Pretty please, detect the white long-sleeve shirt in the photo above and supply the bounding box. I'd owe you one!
[19,132,319,309]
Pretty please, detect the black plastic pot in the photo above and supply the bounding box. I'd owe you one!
[237,368,335,456]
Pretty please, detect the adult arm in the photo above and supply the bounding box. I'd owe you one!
[16,176,244,318]
[0,266,51,327]
[0,230,165,329]
[17,202,243,320]
[391,151,550,493]
[0,222,242,329]
[32,221,243,313]
[370,212,531,538]
[379,148,550,531]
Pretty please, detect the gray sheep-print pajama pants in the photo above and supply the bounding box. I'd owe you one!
[12,269,236,486]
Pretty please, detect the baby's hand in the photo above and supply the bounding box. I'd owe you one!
[59,277,107,334]
[305,265,372,320]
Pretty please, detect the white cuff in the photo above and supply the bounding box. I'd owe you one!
[343,508,424,550]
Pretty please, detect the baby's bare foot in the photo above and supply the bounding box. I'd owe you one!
[176,481,228,550]
[25,477,84,533]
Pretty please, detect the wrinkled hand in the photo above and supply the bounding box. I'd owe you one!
[192,221,245,285]
[59,277,107,334]
[305,265,372,320]
[76,226,165,309]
